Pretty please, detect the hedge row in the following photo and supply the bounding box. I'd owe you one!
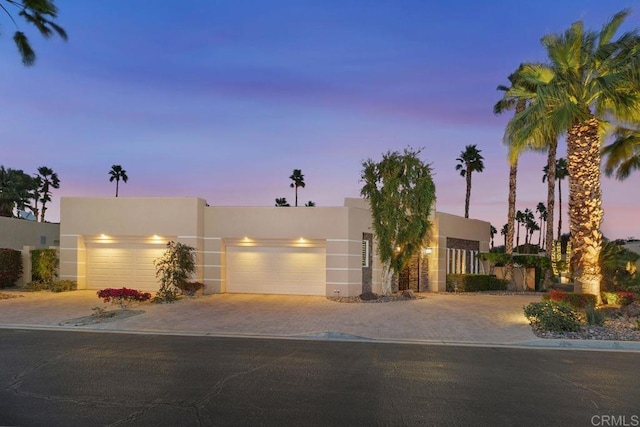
[0,248,22,288]
[446,274,508,292]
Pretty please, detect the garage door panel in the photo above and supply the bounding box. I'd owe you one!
[86,244,165,292]
[227,245,326,295]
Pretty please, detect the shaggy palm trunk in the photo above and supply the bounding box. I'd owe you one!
[40,205,47,222]
[506,161,517,254]
[464,171,472,218]
[381,263,395,296]
[544,141,557,287]
[557,177,563,242]
[567,118,603,300]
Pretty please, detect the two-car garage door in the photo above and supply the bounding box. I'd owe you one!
[226,245,326,295]
[86,244,165,292]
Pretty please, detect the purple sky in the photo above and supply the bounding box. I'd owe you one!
[2,0,640,240]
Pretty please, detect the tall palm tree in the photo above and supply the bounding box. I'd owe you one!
[602,126,640,180]
[543,158,568,243]
[1,0,67,66]
[455,145,484,218]
[504,10,640,297]
[536,202,548,249]
[108,165,128,197]
[289,169,305,207]
[515,210,525,250]
[522,208,535,246]
[36,166,59,222]
[500,223,508,248]
[490,225,497,249]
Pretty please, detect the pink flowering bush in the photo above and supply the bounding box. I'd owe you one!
[96,288,151,309]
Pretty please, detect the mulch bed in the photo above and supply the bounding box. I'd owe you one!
[328,291,425,303]
[0,292,23,300]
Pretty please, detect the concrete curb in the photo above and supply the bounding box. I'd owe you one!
[1,324,639,352]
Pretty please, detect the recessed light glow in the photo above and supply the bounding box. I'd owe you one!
[100,234,108,239]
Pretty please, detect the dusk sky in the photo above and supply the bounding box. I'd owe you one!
[2,0,640,240]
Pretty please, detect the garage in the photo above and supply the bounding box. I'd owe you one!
[86,243,166,292]
[226,244,326,295]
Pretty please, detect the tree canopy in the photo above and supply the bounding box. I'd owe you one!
[361,147,436,295]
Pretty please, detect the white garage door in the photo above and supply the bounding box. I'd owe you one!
[86,244,166,292]
[226,245,326,295]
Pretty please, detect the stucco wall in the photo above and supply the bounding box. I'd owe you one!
[0,217,60,250]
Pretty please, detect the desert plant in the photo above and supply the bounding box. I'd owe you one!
[584,306,605,326]
[97,287,151,309]
[176,281,204,296]
[601,291,634,306]
[523,301,581,332]
[50,280,77,293]
[0,248,22,288]
[544,290,596,309]
[153,241,196,303]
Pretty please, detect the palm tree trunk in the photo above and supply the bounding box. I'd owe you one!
[557,177,562,242]
[464,171,472,218]
[115,179,119,197]
[567,118,603,300]
[294,187,298,207]
[40,205,47,222]
[543,141,557,287]
[506,162,517,254]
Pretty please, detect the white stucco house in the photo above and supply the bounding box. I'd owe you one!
[59,197,490,297]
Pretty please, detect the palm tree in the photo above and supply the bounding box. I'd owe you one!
[536,202,548,249]
[602,126,640,180]
[490,225,497,249]
[304,201,316,207]
[275,197,290,207]
[522,208,535,246]
[108,165,128,197]
[543,158,568,243]
[36,166,59,222]
[455,145,484,218]
[503,10,640,297]
[500,223,508,248]
[494,67,535,254]
[515,210,525,250]
[1,0,67,66]
[289,169,305,207]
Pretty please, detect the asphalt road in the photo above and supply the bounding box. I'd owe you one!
[0,329,638,427]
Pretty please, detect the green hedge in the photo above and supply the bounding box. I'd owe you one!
[446,274,508,292]
[0,248,22,288]
[30,248,58,283]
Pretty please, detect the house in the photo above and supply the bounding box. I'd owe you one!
[0,216,60,250]
[59,197,490,296]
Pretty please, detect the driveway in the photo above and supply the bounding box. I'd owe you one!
[0,290,542,345]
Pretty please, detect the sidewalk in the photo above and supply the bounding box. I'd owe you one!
[1,290,639,351]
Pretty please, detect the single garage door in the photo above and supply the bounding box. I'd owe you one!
[226,245,326,295]
[86,244,166,292]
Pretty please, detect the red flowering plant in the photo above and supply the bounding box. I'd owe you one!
[545,290,597,309]
[96,288,151,310]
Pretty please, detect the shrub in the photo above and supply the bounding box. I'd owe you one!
[0,248,22,288]
[601,291,634,306]
[153,241,196,303]
[24,280,76,292]
[175,281,204,296]
[584,306,605,326]
[446,274,508,292]
[97,287,151,309]
[50,280,77,293]
[544,290,597,309]
[30,249,58,284]
[523,301,581,332]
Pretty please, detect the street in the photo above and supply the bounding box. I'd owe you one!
[0,329,638,426]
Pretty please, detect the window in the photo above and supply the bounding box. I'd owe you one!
[447,248,479,274]
[362,240,370,268]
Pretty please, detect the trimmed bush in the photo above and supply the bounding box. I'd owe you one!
[446,274,508,292]
[176,281,204,296]
[0,248,22,288]
[523,301,581,332]
[601,291,634,306]
[97,287,151,309]
[30,249,58,284]
[50,280,77,293]
[544,290,597,309]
